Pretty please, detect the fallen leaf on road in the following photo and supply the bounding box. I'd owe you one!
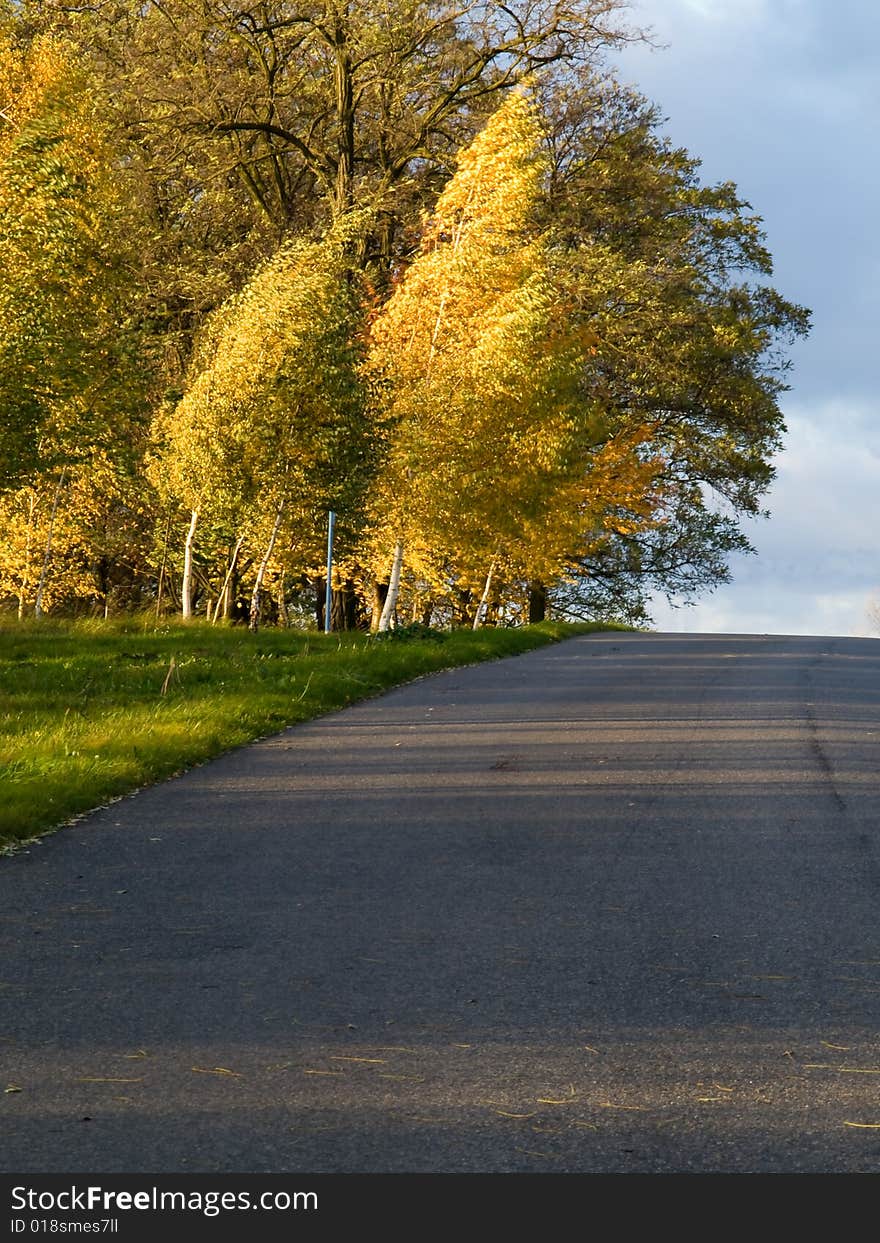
[330,1056,387,1064]
[537,1086,578,1105]
[804,1065,880,1074]
[75,1077,144,1084]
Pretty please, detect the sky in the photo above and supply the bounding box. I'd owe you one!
[611,0,880,637]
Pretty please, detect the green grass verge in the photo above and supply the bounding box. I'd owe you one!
[0,617,631,849]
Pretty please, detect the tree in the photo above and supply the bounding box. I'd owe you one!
[0,27,147,491]
[366,89,661,627]
[38,0,637,274]
[0,4,809,626]
[534,75,811,620]
[0,22,156,614]
[153,216,373,624]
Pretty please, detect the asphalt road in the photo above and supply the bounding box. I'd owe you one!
[2,631,880,1174]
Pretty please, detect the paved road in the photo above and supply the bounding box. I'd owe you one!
[2,632,880,1173]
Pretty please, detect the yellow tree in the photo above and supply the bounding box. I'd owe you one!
[0,28,151,614]
[153,216,372,625]
[366,88,660,627]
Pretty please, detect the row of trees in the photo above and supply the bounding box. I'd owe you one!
[0,0,809,628]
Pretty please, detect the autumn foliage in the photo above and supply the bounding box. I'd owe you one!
[0,2,809,628]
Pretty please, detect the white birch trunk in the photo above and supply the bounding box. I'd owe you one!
[472,559,497,630]
[377,541,404,632]
[212,535,244,623]
[155,510,172,619]
[18,492,36,621]
[249,501,285,632]
[181,509,199,619]
[34,469,67,619]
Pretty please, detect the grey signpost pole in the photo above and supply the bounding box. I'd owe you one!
[324,511,336,634]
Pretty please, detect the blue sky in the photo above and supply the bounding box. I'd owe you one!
[613,0,880,636]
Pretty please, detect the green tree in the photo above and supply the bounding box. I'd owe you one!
[0,24,155,614]
[36,0,636,275]
[539,76,811,620]
[0,29,146,491]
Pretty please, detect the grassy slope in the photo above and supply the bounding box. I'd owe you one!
[0,618,628,849]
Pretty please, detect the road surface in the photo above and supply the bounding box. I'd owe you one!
[2,631,880,1173]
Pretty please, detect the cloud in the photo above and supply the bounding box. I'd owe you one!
[651,584,880,639]
[612,5,880,637]
[661,0,790,26]
[649,403,880,636]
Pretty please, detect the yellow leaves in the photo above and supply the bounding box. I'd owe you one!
[434,90,548,245]
[158,216,369,534]
[368,91,587,584]
[0,34,71,149]
[365,85,674,612]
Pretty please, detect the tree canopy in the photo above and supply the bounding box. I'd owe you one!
[0,0,810,626]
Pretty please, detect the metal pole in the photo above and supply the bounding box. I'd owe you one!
[324,510,336,634]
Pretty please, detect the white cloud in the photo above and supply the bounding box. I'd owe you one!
[611,5,880,636]
[650,403,880,637]
[661,0,777,23]
[651,586,880,639]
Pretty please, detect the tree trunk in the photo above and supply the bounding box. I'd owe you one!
[314,576,327,630]
[472,559,497,630]
[212,535,244,623]
[377,541,403,632]
[249,501,285,632]
[331,578,359,631]
[454,588,473,628]
[155,508,172,619]
[528,581,547,624]
[332,12,355,216]
[34,469,67,619]
[371,579,389,632]
[18,491,36,621]
[181,509,199,619]
[277,571,289,628]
